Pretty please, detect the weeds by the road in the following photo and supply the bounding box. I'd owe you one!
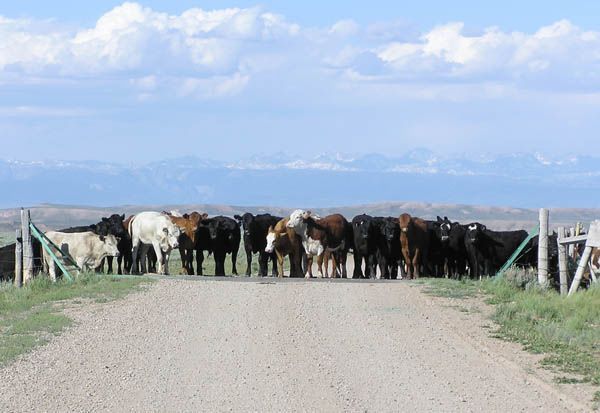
[0,274,153,365]
[419,274,600,395]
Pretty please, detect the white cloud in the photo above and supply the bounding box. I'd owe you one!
[1,2,600,100]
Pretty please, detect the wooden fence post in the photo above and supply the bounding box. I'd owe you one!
[21,209,34,284]
[557,227,568,296]
[538,208,549,287]
[14,229,23,287]
[568,246,593,296]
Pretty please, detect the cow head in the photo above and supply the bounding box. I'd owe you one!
[435,216,452,243]
[287,209,308,229]
[201,219,221,240]
[399,213,412,233]
[352,215,373,240]
[381,218,400,244]
[101,234,120,257]
[466,223,486,244]
[98,214,127,239]
[265,226,277,253]
[234,213,254,237]
[160,224,180,251]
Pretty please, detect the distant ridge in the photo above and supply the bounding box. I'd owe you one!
[1,202,598,232]
[0,151,599,209]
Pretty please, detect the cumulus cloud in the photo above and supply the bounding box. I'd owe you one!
[1,2,600,100]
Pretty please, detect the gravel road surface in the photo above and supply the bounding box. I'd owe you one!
[0,278,587,412]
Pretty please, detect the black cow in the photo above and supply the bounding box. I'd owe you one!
[234,213,282,277]
[444,219,469,278]
[0,238,43,282]
[424,218,449,277]
[351,214,378,278]
[465,223,528,278]
[373,217,402,279]
[199,216,241,276]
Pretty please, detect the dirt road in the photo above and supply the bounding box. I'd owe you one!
[0,279,586,412]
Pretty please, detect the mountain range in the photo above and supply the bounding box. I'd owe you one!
[1,150,598,209]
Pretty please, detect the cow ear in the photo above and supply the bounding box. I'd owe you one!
[121,214,125,220]
[234,215,242,221]
[267,225,273,232]
[437,216,443,222]
[163,227,169,234]
[481,225,487,231]
[99,235,105,242]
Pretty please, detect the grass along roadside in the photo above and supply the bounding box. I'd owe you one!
[0,274,153,365]
[418,275,600,402]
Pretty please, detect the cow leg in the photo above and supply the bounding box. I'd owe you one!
[353,253,363,278]
[258,251,269,277]
[305,255,314,278]
[270,253,278,277]
[330,253,338,278]
[164,249,172,275]
[276,251,285,278]
[196,250,204,276]
[378,254,388,279]
[317,254,325,278]
[413,249,421,279]
[130,240,140,274]
[231,250,239,276]
[215,252,225,276]
[245,248,253,276]
[340,251,348,278]
[151,242,164,275]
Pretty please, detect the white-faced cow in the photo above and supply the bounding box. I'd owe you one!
[42,231,120,281]
[287,209,350,278]
[129,211,180,275]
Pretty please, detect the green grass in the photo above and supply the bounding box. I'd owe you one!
[166,244,289,276]
[0,274,152,365]
[0,232,12,248]
[418,273,600,396]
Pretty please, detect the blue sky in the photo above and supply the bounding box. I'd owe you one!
[1,1,600,162]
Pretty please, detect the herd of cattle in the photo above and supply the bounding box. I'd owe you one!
[0,209,562,282]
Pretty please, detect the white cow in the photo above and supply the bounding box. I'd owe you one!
[43,231,120,281]
[129,211,180,275]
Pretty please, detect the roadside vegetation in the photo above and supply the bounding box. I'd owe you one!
[418,269,600,401]
[0,274,153,365]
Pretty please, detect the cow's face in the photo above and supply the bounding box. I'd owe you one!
[287,209,307,229]
[399,213,412,233]
[382,220,399,243]
[466,223,486,244]
[235,213,254,236]
[435,217,452,243]
[162,225,180,250]
[265,227,277,253]
[100,214,127,238]
[353,218,372,241]
[101,234,120,257]
[204,220,220,240]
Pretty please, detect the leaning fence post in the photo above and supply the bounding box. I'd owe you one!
[537,208,549,287]
[21,208,34,284]
[557,227,568,296]
[14,228,23,287]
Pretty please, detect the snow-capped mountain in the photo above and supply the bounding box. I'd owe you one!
[0,151,598,208]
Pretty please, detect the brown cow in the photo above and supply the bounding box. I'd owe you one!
[399,213,430,279]
[164,211,208,275]
[286,210,349,278]
[265,217,305,277]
